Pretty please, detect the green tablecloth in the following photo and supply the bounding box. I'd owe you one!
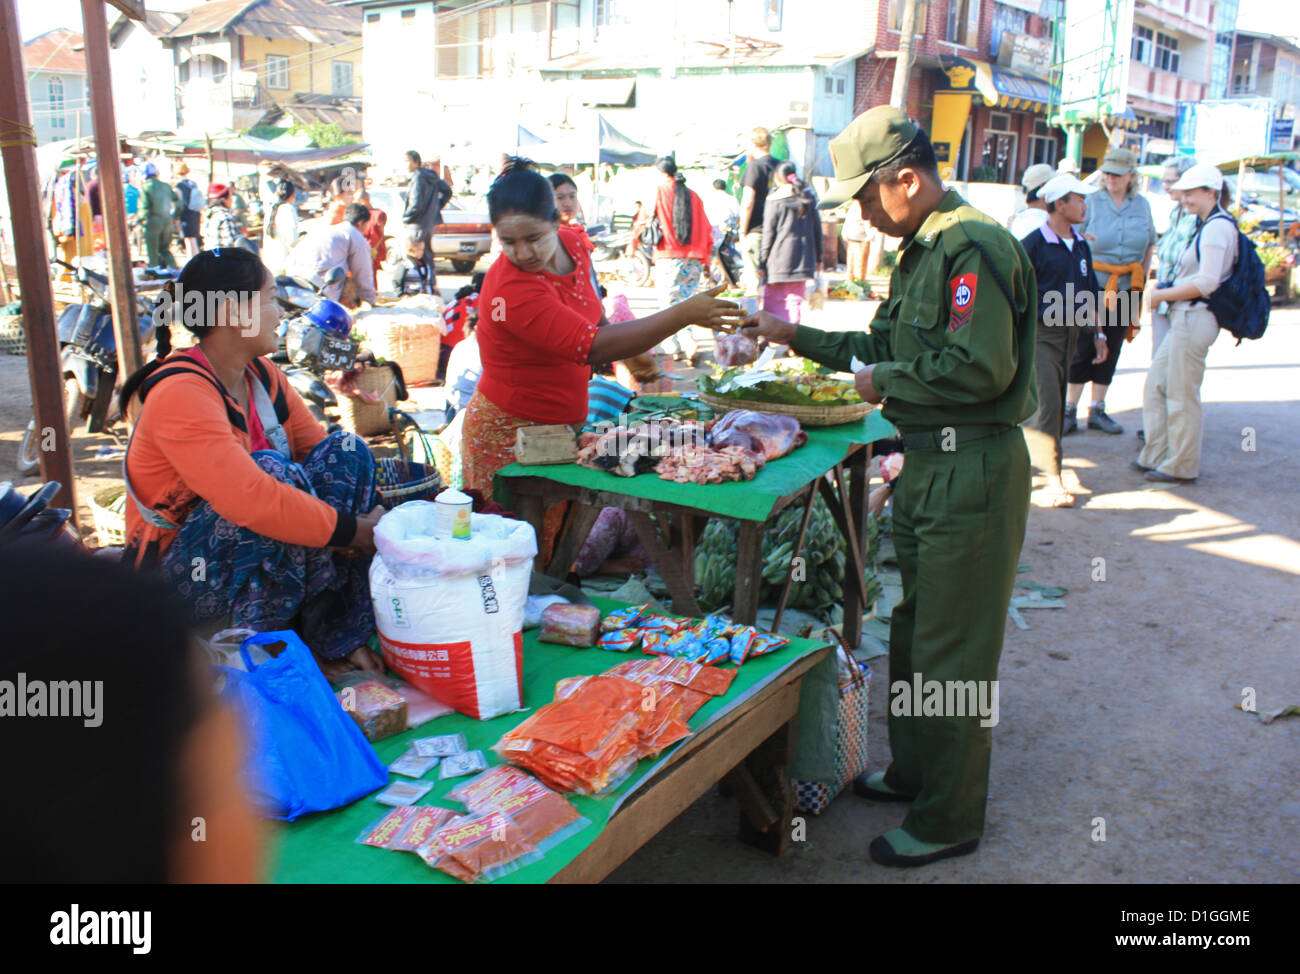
[495,410,897,522]
[271,598,829,884]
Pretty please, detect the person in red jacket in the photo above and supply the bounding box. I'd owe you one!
[632,156,712,360]
[462,158,740,560]
[358,187,388,277]
[119,248,384,674]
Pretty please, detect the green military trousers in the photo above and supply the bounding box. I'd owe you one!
[882,425,1030,843]
[1022,324,1078,480]
[145,220,176,269]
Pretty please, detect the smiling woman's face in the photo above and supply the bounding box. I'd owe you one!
[494,213,560,273]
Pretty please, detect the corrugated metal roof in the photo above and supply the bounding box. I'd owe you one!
[165,0,361,45]
[542,39,867,74]
[23,28,86,75]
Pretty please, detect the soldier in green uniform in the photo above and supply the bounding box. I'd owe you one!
[136,163,178,269]
[742,107,1037,866]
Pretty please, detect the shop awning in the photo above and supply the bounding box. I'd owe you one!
[990,67,1052,112]
[1107,109,1140,132]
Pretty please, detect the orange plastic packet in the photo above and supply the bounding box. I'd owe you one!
[421,812,540,883]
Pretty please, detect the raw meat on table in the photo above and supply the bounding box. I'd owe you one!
[707,410,807,461]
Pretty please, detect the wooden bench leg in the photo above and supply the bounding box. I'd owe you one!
[727,713,798,856]
[626,510,702,617]
[545,502,603,578]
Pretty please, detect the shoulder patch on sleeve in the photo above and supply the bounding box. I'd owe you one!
[949,273,976,332]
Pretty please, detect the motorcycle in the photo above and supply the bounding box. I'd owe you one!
[0,480,79,547]
[18,260,160,475]
[273,276,363,424]
[589,224,653,287]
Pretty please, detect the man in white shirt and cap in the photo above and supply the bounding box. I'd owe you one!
[1009,163,1056,239]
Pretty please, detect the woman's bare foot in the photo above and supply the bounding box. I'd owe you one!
[1032,480,1076,508]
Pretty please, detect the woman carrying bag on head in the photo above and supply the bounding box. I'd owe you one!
[632,156,713,361]
[1134,164,1237,485]
[119,248,385,675]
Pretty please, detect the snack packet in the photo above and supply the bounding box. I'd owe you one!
[539,603,602,648]
[448,764,534,808]
[412,732,468,758]
[374,780,435,806]
[438,750,490,779]
[598,629,640,652]
[422,811,541,883]
[356,806,419,849]
[749,632,791,657]
[389,749,440,778]
[337,680,408,742]
[729,626,759,665]
[390,806,462,853]
[601,604,649,632]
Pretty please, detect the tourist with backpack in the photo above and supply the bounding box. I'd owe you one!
[173,162,204,258]
[1134,163,1260,483]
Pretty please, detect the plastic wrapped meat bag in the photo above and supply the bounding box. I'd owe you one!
[714,333,758,367]
[708,410,807,461]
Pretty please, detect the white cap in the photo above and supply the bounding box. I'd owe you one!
[1171,163,1224,192]
[1021,163,1056,192]
[1041,173,1097,204]
[1056,156,1079,174]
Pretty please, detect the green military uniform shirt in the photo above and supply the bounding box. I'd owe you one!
[791,190,1038,431]
[139,177,177,229]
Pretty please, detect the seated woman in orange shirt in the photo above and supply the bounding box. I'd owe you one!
[463,158,743,552]
[119,248,384,673]
[325,175,355,226]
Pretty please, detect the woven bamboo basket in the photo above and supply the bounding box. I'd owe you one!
[363,319,442,386]
[337,363,400,436]
[698,391,876,427]
[0,313,25,356]
[89,487,127,547]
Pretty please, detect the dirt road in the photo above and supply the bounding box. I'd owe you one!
[1,287,1295,883]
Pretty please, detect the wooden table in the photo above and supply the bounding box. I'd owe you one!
[550,644,828,882]
[508,445,875,649]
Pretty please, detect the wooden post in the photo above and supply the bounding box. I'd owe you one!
[1237,159,1247,212]
[890,0,918,111]
[81,0,145,379]
[1280,163,1287,241]
[0,0,77,510]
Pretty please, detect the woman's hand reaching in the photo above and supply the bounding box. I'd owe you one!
[675,285,746,332]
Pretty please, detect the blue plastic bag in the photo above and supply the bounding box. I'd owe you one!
[218,630,388,821]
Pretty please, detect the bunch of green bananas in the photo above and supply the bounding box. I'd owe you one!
[694,499,882,621]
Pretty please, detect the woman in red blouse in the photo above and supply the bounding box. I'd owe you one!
[463,158,742,544]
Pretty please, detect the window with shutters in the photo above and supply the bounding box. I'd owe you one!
[1132,25,1153,65]
[1155,32,1180,73]
[332,60,353,96]
[265,54,289,90]
[888,0,928,33]
[48,76,65,130]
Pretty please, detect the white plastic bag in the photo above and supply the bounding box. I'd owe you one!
[370,504,537,720]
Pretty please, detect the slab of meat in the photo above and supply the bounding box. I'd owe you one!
[655,443,765,485]
[576,419,709,477]
[707,410,807,461]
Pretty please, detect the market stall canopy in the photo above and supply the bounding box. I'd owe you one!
[1211,151,1300,171]
[133,130,367,166]
[526,115,656,168]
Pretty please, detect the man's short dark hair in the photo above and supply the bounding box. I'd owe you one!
[713,179,727,191]
[873,131,941,185]
[1026,185,1043,203]
[406,150,421,166]
[345,202,370,226]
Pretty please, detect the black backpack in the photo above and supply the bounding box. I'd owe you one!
[1192,212,1270,344]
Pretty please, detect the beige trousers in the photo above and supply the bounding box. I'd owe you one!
[1138,307,1220,479]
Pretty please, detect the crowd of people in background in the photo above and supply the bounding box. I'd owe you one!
[1016,146,1244,500]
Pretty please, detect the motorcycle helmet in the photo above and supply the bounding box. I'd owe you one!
[305,298,352,336]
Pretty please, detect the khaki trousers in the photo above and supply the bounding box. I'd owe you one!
[1138,306,1220,479]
